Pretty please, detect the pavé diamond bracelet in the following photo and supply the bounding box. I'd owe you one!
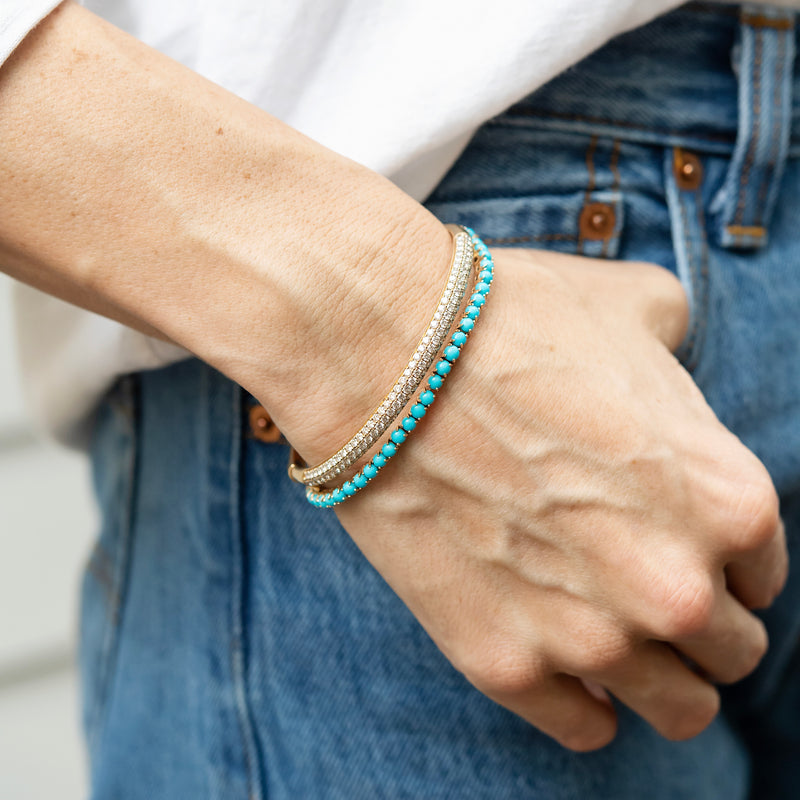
[288,224,475,487]
[290,227,495,508]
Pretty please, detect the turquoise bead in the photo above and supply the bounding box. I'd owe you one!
[382,442,397,458]
[435,360,452,376]
[428,374,444,390]
[302,227,493,512]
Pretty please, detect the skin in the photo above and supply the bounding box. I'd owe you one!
[0,1,788,751]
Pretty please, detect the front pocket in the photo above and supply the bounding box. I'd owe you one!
[427,188,627,261]
[425,127,627,258]
[79,376,138,755]
[425,127,704,373]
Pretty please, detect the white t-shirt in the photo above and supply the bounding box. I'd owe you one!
[2,0,799,443]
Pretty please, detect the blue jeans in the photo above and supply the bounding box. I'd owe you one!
[81,4,800,798]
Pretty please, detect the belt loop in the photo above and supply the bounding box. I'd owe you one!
[712,5,795,250]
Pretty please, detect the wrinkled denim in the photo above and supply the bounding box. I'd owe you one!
[81,4,800,798]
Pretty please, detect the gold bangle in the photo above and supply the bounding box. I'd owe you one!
[288,224,474,485]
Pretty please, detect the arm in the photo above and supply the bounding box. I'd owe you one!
[0,1,786,750]
[0,1,453,452]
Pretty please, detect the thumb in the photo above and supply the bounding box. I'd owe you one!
[507,249,690,352]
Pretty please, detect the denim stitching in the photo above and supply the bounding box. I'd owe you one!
[691,194,711,374]
[754,26,787,221]
[677,177,701,367]
[670,147,709,372]
[578,135,598,254]
[740,12,794,31]
[732,22,762,231]
[609,138,622,190]
[602,139,622,258]
[726,224,767,237]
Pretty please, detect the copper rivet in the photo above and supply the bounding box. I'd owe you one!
[579,202,616,239]
[674,149,703,190]
[590,211,607,229]
[249,405,282,443]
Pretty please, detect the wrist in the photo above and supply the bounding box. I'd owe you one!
[254,193,453,464]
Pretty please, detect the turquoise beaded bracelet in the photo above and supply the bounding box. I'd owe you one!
[305,227,494,508]
[290,226,475,486]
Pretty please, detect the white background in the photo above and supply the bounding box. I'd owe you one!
[0,275,92,798]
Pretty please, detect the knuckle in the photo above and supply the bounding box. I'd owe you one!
[655,570,716,639]
[653,265,689,314]
[725,470,780,551]
[639,263,689,348]
[663,691,720,741]
[714,635,767,684]
[738,525,788,612]
[468,645,544,697]
[574,631,635,676]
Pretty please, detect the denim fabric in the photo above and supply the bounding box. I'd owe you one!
[81,4,800,798]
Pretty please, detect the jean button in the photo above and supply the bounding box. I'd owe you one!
[249,405,283,443]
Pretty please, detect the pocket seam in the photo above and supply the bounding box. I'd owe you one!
[663,148,710,372]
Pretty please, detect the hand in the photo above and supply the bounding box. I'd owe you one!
[333,248,787,751]
[0,5,785,751]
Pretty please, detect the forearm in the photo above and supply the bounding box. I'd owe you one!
[0,1,451,457]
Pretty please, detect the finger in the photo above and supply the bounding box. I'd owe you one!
[595,640,720,741]
[725,519,788,610]
[700,451,785,610]
[486,672,618,752]
[673,589,768,684]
